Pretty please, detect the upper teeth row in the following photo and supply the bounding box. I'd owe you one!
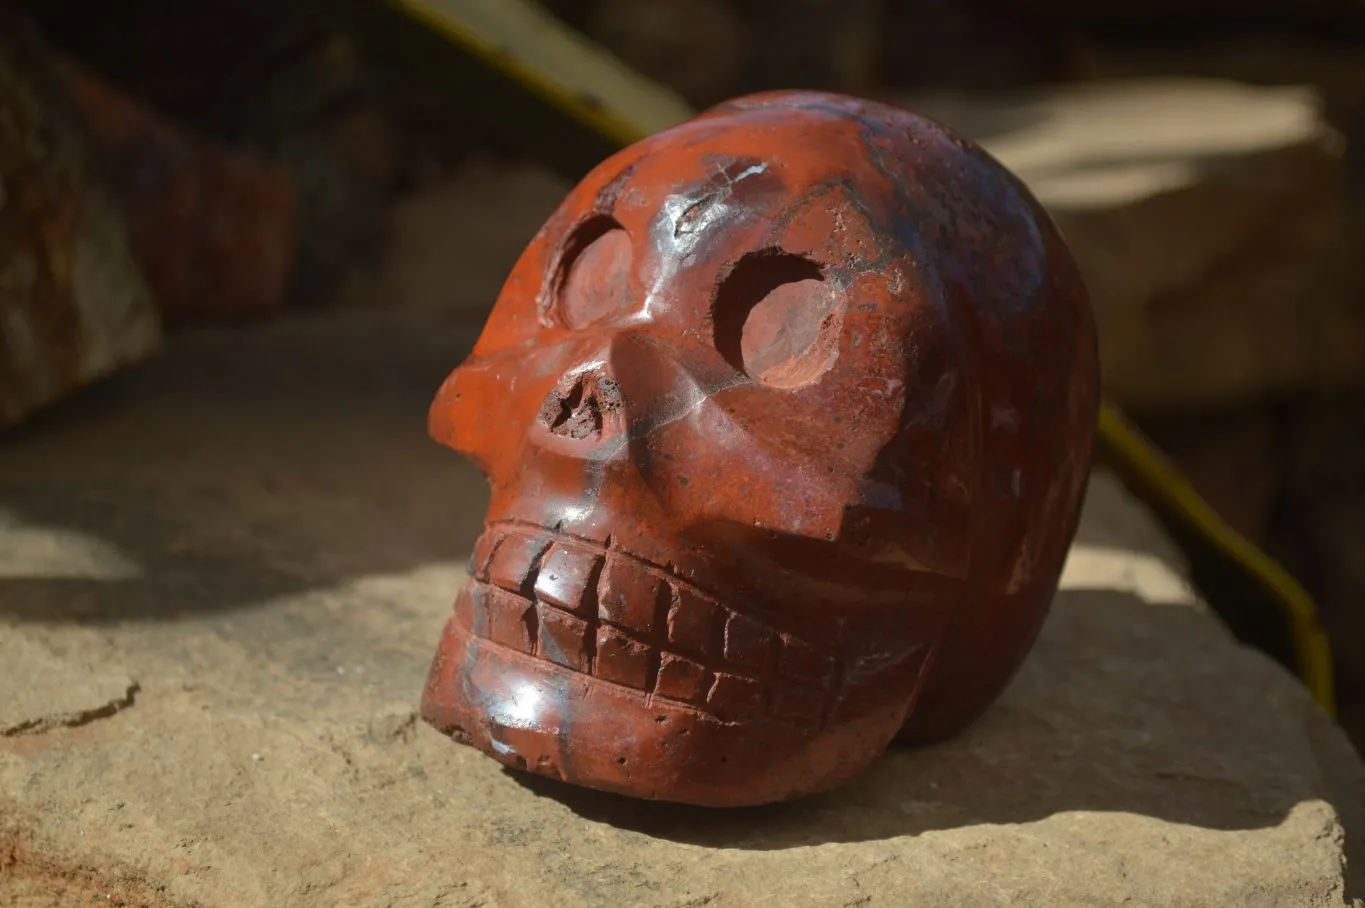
[462,524,842,725]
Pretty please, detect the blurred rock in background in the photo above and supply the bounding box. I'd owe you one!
[55,57,298,321]
[896,80,1358,412]
[21,0,411,304]
[0,11,160,430]
[333,155,568,324]
[1048,4,1365,750]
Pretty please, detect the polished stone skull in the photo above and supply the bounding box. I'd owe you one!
[420,91,1099,807]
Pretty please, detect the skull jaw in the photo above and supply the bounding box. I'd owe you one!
[420,614,917,808]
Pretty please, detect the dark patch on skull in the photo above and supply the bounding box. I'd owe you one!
[594,160,639,212]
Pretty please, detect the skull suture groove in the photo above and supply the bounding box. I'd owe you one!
[420,91,1100,807]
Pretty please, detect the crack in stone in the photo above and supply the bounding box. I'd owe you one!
[1,682,141,737]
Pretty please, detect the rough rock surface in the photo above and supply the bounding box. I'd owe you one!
[0,308,1361,906]
[898,79,1360,411]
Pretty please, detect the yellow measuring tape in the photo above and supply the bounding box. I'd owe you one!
[373,0,1337,715]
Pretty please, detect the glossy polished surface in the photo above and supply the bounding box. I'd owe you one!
[420,91,1100,807]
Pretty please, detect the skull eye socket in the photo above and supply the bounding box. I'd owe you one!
[714,250,840,389]
[551,214,635,329]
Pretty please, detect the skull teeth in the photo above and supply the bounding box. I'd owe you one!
[458,523,840,726]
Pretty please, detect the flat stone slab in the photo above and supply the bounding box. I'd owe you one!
[1,309,1361,907]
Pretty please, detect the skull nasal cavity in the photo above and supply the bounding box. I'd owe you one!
[540,373,621,440]
[555,215,635,329]
[714,250,840,390]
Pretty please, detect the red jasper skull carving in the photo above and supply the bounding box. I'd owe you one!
[420,91,1099,807]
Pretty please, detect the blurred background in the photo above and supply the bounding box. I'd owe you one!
[2,0,1362,750]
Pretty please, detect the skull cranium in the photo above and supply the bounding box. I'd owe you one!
[420,91,1099,807]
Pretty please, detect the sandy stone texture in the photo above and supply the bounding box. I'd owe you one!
[0,308,1361,907]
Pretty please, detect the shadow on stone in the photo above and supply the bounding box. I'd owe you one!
[501,588,1359,874]
[0,309,484,626]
